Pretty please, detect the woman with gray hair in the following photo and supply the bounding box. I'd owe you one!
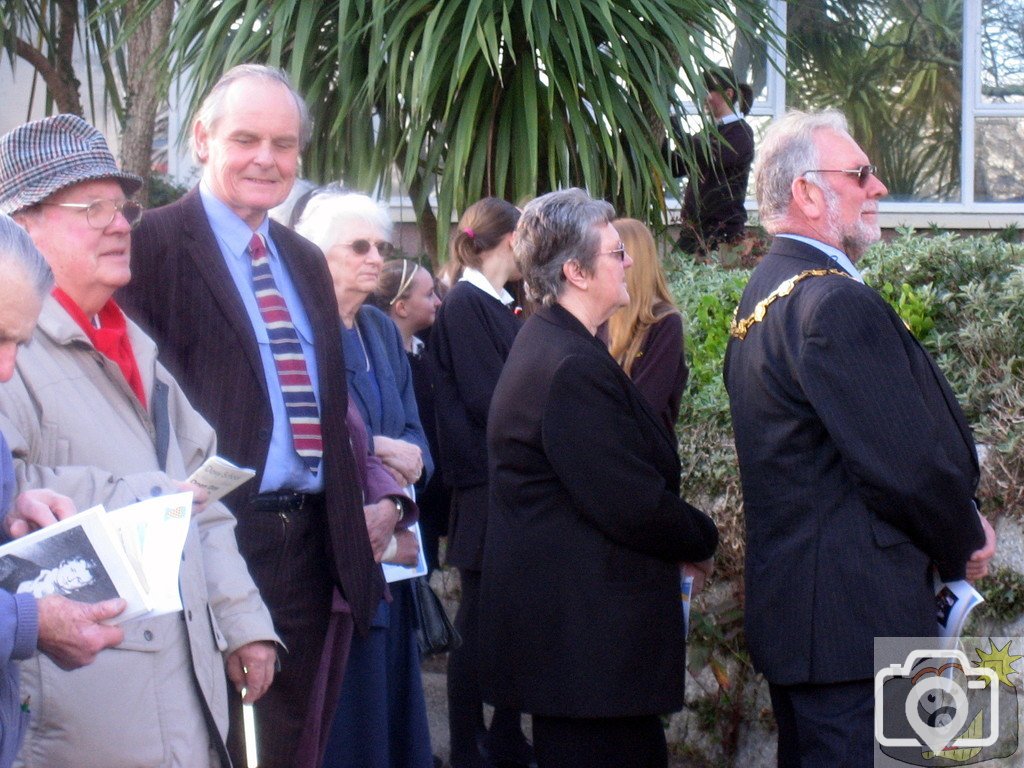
[479,189,719,767]
[294,190,433,768]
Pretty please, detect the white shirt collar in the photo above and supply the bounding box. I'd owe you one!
[459,266,515,306]
[777,235,864,283]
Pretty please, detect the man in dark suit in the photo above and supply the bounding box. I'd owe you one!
[723,109,996,766]
[119,65,382,768]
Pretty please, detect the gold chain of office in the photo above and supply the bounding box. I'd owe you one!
[729,269,853,340]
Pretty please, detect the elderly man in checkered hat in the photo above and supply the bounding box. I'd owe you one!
[0,113,278,768]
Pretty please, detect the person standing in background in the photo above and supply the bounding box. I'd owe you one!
[668,67,755,255]
[606,218,688,434]
[430,198,535,768]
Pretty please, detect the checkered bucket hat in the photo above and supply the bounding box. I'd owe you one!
[0,113,142,215]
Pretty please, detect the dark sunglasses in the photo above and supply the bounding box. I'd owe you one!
[342,239,395,258]
[803,164,878,188]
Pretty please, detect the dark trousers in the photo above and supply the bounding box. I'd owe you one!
[449,568,528,767]
[768,679,875,768]
[531,715,667,768]
[228,501,334,768]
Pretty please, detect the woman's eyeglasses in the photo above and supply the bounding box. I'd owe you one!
[343,239,395,258]
[599,243,628,261]
[802,164,878,188]
[43,199,144,229]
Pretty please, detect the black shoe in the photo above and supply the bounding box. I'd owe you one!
[481,735,538,768]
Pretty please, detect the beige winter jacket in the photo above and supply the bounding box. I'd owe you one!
[0,296,277,768]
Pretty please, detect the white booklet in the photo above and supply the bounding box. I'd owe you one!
[935,573,984,640]
[0,492,193,624]
[187,456,257,504]
[382,522,428,584]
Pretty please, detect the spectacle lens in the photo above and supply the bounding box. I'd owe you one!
[347,239,395,258]
[88,199,144,229]
[856,165,877,186]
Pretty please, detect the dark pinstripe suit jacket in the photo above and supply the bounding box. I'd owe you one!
[724,237,984,685]
[119,187,380,632]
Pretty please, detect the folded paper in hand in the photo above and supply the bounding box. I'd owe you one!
[0,492,193,623]
[187,456,256,504]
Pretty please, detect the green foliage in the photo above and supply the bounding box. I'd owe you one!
[786,0,963,201]
[146,174,189,208]
[967,566,1024,629]
[877,281,937,341]
[148,0,775,257]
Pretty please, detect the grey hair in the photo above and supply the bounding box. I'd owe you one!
[0,213,53,296]
[190,64,312,163]
[292,189,393,253]
[754,109,849,234]
[514,189,616,307]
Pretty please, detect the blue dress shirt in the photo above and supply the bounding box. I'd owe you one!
[199,182,324,492]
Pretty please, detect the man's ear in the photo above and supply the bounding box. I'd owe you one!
[791,176,826,222]
[193,121,210,164]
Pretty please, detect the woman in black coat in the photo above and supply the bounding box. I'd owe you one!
[480,189,719,768]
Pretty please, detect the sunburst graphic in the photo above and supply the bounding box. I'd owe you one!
[974,640,1022,688]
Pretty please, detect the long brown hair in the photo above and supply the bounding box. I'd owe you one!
[607,218,680,376]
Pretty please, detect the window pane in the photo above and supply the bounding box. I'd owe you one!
[981,0,1024,105]
[975,118,1024,201]
[784,0,962,202]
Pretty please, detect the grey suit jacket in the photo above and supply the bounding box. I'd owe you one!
[724,236,984,685]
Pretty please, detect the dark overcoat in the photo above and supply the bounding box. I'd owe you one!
[724,237,985,685]
[480,304,718,717]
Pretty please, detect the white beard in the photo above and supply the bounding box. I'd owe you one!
[823,185,881,261]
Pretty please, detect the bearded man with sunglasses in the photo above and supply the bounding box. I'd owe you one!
[120,65,379,768]
[0,114,278,767]
[723,109,996,766]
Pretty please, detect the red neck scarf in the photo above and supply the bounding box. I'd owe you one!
[53,288,147,408]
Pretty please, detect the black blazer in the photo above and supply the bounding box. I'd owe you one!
[480,304,718,718]
[119,188,380,631]
[669,118,754,244]
[724,237,984,685]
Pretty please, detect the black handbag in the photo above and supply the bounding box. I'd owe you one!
[412,576,461,656]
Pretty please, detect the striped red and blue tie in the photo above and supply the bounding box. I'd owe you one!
[248,232,323,474]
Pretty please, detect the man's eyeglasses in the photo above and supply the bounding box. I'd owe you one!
[600,243,628,261]
[343,239,395,258]
[43,199,144,229]
[802,164,878,188]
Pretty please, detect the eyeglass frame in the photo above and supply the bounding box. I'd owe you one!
[341,239,395,258]
[801,164,878,188]
[599,243,628,261]
[41,198,145,229]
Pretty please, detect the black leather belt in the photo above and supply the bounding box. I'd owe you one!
[249,491,324,513]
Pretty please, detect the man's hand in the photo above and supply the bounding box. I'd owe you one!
[383,529,420,567]
[36,596,125,670]
[5,489,77,539]
[226,641,277,704]
[372,436,424,486]
[682,558,715,599]
[364,500,401,562]
[966,513,997,582]
[176,482,211,515]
